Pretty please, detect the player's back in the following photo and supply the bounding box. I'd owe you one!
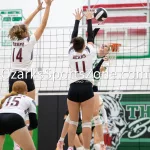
[69,44,95,83]
[0,94,35,119]
[11,34,36,72]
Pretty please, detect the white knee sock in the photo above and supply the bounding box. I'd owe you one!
[94,143,100,150]
[76,146,84,150]
[13,142,20,150]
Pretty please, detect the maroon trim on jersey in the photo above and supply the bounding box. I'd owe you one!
[85,46,90,53]
[75,62,79,73]
[68,46,73,54]
[82,61,86,73]
[12,48,15,62]
[27,36,30,42]
[31,50,33,60]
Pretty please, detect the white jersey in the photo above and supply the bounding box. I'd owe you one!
[0,94,36,120]
[11,34,37,72]
[68,44,96,84]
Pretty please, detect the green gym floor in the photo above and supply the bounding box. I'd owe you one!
[3,129,38,150]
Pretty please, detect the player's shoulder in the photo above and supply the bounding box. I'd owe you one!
[23,95,36,106]
[22,95,33,101]
[68,43,74,54]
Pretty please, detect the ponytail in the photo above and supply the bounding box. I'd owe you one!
[0,91,18,109]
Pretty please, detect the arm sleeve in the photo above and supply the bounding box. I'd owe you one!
[28,113,38,130]
[93,28,100,43]
[93,58,104,73]
[70,20,80,43]
[101,105,108,124]
[87,19,94,43]
[28,100,37,130]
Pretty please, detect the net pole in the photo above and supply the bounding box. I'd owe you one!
[38,0,42,71]
[147,0,150,55]
[88,0,90,9]
[147,0,150,23]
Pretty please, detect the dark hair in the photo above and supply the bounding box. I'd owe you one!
[8,24,28,40]
[72,37,85,52]
[0,81,27,109]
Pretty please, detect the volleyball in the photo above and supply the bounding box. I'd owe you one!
[94,8,108,21]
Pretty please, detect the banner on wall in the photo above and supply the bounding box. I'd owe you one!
[38,93,150,150]
[90,94,150,150]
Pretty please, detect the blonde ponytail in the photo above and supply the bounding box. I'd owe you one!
[0,91,18,109]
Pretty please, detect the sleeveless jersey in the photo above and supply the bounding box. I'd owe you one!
[68,44,96,84]
[11,34,36,72]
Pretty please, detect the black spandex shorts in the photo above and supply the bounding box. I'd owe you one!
[68,80,94,102]
[9,71,35,92]
[0,113,25,135]
[93,85,98,92]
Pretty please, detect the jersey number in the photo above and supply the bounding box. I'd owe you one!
[75,61,86,73]
[13,48,23,62]
[6,97,20,107]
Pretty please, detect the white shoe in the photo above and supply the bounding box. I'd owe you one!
[100,144,106,150]
[13,143,21,150]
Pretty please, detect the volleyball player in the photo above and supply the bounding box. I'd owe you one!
[92,97,108,150]
[0,81,38,150]
[8,0,53,149]
[67,9,96,150]
[57,110,84,150]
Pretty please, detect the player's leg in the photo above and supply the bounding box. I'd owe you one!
[67,99,80,150]
[9,72,22,150]
[81,97,95,150]
[93,128,100,150]
[78,133,83,145]
[94,127,106,150]
[93,94,103,137]
[74,134,84,150]
[0,135,5,150]
[11,127,36,150]
[93,94,106,149]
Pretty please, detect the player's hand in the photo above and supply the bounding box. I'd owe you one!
[37,0,45,11]
[44,0,53,6]
[103,56,108,61]
[73,9,83,21]
[100,66,106,72]
[85,9,93,20]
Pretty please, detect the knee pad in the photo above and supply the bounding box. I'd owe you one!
[94,143,100,150]
[69,120,78,126]
[93,115,102,126]
[82,122,91,128]
[65,115,70,123]
[76,146,84,150]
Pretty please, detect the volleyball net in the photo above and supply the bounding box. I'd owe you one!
[0,23,150,95]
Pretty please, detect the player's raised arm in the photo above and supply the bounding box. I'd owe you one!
[24,0,44,26]
[34,0,53,41]
[85,9,94,45]
[70,9,83,43]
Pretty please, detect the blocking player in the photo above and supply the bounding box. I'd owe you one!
[8,0,53,149]
[67,9,96,150]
